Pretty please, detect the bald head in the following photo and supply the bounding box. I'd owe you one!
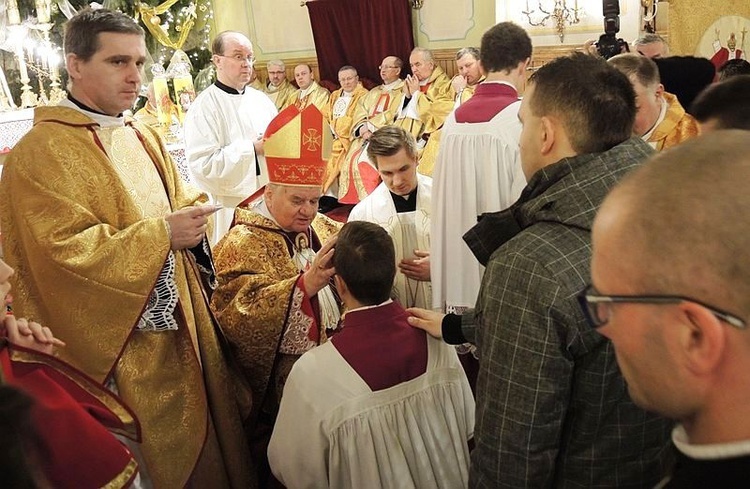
[595,131,750,316]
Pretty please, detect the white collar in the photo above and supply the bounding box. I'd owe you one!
[672,424,750,460]
[642,96,668,142]
[58,98,125,128]
[346,298,393,314]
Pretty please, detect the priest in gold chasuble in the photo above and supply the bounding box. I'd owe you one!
[210,104,342,475]
[0,9,253,489]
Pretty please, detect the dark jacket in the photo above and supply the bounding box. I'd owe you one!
[467,137,673,488]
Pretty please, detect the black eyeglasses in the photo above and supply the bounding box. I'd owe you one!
[577,284,746,330]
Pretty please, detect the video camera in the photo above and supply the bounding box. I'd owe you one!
[596,0,629,59]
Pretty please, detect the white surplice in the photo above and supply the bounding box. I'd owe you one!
[268,336,475,489]
[430,103,526,312]
[183,84,277,244]
[348,174,432,309]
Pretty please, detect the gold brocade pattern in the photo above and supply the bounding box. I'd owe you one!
[211,209,341,428]
[648,92,700,152]
[669,0,750,55]
[98,125,171,224]
[395,66,454,176]
[102,458,139,489]
[0,107,253,489]
[322,84,369,193]
[295,82,331,112]
[264,79,297,111]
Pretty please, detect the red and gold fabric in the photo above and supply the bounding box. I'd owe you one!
[1,339,139,489]
[0,106,254,489]
[396,66,454,176]
[264,104,332,187]
[322,83,369,193]
[211,209,341,425]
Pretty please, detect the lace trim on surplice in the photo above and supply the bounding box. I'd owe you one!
[136,251,179,331]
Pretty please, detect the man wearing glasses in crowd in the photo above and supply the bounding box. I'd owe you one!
[184,30,278,245]
[583,131,750,487]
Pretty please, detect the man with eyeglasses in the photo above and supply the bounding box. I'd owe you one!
[291,63,330,111]
[335,56,406,204]
[410,53,672,487]
[264,59,297,111]
[585,131,750,487]
[184,30,278,245]
[396,47,454,176]
[322,65,368,203]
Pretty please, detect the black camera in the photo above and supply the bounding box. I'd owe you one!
[596,0,629,59]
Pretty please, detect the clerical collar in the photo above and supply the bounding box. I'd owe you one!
[383,79,401,90]
[60,97,124,128]
[390,186,418,213]
[214,79,244,95]
[299,81,318,98]
[66,94,121,117]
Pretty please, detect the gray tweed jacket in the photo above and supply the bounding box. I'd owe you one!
[466,137,673,488]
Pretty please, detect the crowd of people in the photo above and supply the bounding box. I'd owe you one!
[1,6,750,489]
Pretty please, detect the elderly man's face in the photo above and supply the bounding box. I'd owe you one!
[267,64,286,87]
[338,69,359,93]
[409,52,434,82]
[631,77,664,137]
[457,53,482,86]
[66,32,145,116]
[265,185,320,233]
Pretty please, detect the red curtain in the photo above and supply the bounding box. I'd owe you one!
[305,0,415,87]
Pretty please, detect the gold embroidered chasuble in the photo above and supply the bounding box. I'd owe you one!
[418,78,484,177]
[648,91,700,152]
[396,66,454,176]
[264,79,297,111]
[293,81,331,112]
[322,83,369,193]
[211,207,341,425]
[0,106,254,489]
[352,80,406,132]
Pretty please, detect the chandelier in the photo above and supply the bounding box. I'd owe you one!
[522,0,583,42]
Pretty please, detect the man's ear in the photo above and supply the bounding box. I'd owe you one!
[676,301,727,376]
[66,53,82,81]
[655,83,665,99]
[334,274,347,297]
[540,116,556,156]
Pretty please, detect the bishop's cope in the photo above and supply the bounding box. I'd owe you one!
[209,103,343,469]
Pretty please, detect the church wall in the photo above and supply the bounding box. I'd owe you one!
[213,0,672,86]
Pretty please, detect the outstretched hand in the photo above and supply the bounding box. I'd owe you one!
[406,307,444,339]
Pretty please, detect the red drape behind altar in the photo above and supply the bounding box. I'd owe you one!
[305,0,415,88]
